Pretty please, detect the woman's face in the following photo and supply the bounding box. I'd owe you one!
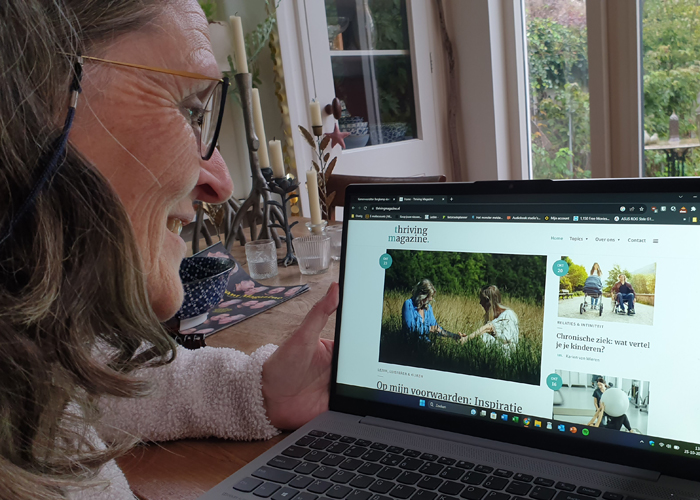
[71,0,233,320]
[597,382,606,391]
[480,296,489,311]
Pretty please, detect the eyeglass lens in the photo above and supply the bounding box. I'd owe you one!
[201,79,229,161]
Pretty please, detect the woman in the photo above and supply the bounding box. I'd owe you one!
[461,285,519,348]
[593,377,607,411]
[0,1,337,498]
[402,279,459,341]
[585,263,603,308]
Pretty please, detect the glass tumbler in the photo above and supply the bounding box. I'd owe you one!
[326,225,343,260]
[245,239,278,280]
[293,234,331,275]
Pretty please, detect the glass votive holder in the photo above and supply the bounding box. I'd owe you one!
[245,239,278,280]
[326,225,342,261]
[305,220,328,235]
[293,234,331,275]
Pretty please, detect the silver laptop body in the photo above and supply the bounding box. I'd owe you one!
[200,179,700,500]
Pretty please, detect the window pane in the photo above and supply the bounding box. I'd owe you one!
[642,0,700,177]
[325,0,418,149]
[525,0,591,179]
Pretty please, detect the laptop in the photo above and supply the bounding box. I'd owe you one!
[200,178,700,500]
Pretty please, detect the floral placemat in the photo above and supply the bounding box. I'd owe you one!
[181,242,308,337]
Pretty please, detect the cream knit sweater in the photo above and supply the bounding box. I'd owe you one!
[68,344,280,500]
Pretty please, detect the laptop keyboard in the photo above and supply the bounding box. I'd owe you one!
[231,431,635,500]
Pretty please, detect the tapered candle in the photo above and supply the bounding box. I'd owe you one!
[269,139,285,178]
[252,89,270,168]
[229,16,248,74]
[306,170,323,231]
[309,101,323,127]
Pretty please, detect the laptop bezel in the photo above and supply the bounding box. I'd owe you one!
[330,177,699,482]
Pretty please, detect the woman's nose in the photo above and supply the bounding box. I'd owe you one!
[194,148,234,203]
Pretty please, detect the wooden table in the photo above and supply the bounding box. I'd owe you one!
[118,225,340,500]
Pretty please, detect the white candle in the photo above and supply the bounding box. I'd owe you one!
[269,140,285,178]
[309,101,323,127]
[306,170,323,231]
[229,16,249,74]
[252,89,270,168]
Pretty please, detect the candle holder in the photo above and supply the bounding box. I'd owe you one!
[262,169,300,267]
[305,220,328,234]
[298,125,340,222]
[225,73,285,252]
[292,232,331,275]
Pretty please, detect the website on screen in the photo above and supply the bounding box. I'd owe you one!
[336,195,700,458]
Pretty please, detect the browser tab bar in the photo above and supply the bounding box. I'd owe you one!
[349,197,695,225]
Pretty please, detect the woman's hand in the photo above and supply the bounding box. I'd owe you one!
[262,283,339,430]
[461,323,495,343]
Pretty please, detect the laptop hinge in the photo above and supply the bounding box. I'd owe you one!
[359,416,660,482]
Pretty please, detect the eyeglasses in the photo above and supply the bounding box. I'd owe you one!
[80,55,229,161]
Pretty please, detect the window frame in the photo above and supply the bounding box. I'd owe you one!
[456,0,643,181]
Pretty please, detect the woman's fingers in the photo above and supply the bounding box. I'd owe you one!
[291,283,339,345]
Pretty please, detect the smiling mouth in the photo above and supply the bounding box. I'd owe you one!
[167,218,185,236]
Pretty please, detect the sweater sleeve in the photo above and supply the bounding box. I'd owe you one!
[96,344,280,443]
[402,299,415,333]
[492,309,519,345]
[425,304,438,330]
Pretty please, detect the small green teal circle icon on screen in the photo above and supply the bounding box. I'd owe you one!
[380,254,393,269]
[553,260,569,277]
[547,373,563,391]
[582,428,590,436]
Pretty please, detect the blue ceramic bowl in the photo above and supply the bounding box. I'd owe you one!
[344,134,370,149]
[383,122,409,143]
[340,121,369,135]
[175,256,236,320]
[351,124,369,136]
[339,116,364,125]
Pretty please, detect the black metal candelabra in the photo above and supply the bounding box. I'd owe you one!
[225,73,286,252]
[263,169,299,267]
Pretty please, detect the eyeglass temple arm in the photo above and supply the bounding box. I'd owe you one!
[73,54,223,82]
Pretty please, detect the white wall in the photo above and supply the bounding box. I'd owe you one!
[445,0,500,181]
[443,0,528,181]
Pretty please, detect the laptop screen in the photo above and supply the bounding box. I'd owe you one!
[333,181,700,473]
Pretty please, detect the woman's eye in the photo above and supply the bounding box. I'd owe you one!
[188,107,206,128]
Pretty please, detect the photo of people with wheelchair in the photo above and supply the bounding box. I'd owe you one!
[557,256,656,325]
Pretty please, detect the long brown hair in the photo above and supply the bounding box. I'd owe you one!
[590,263,602,276]
[480,285,506,323]
[0,1,176,498]
[411,279,436,310]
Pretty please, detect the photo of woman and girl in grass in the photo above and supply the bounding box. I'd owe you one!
[380,250,546,385]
